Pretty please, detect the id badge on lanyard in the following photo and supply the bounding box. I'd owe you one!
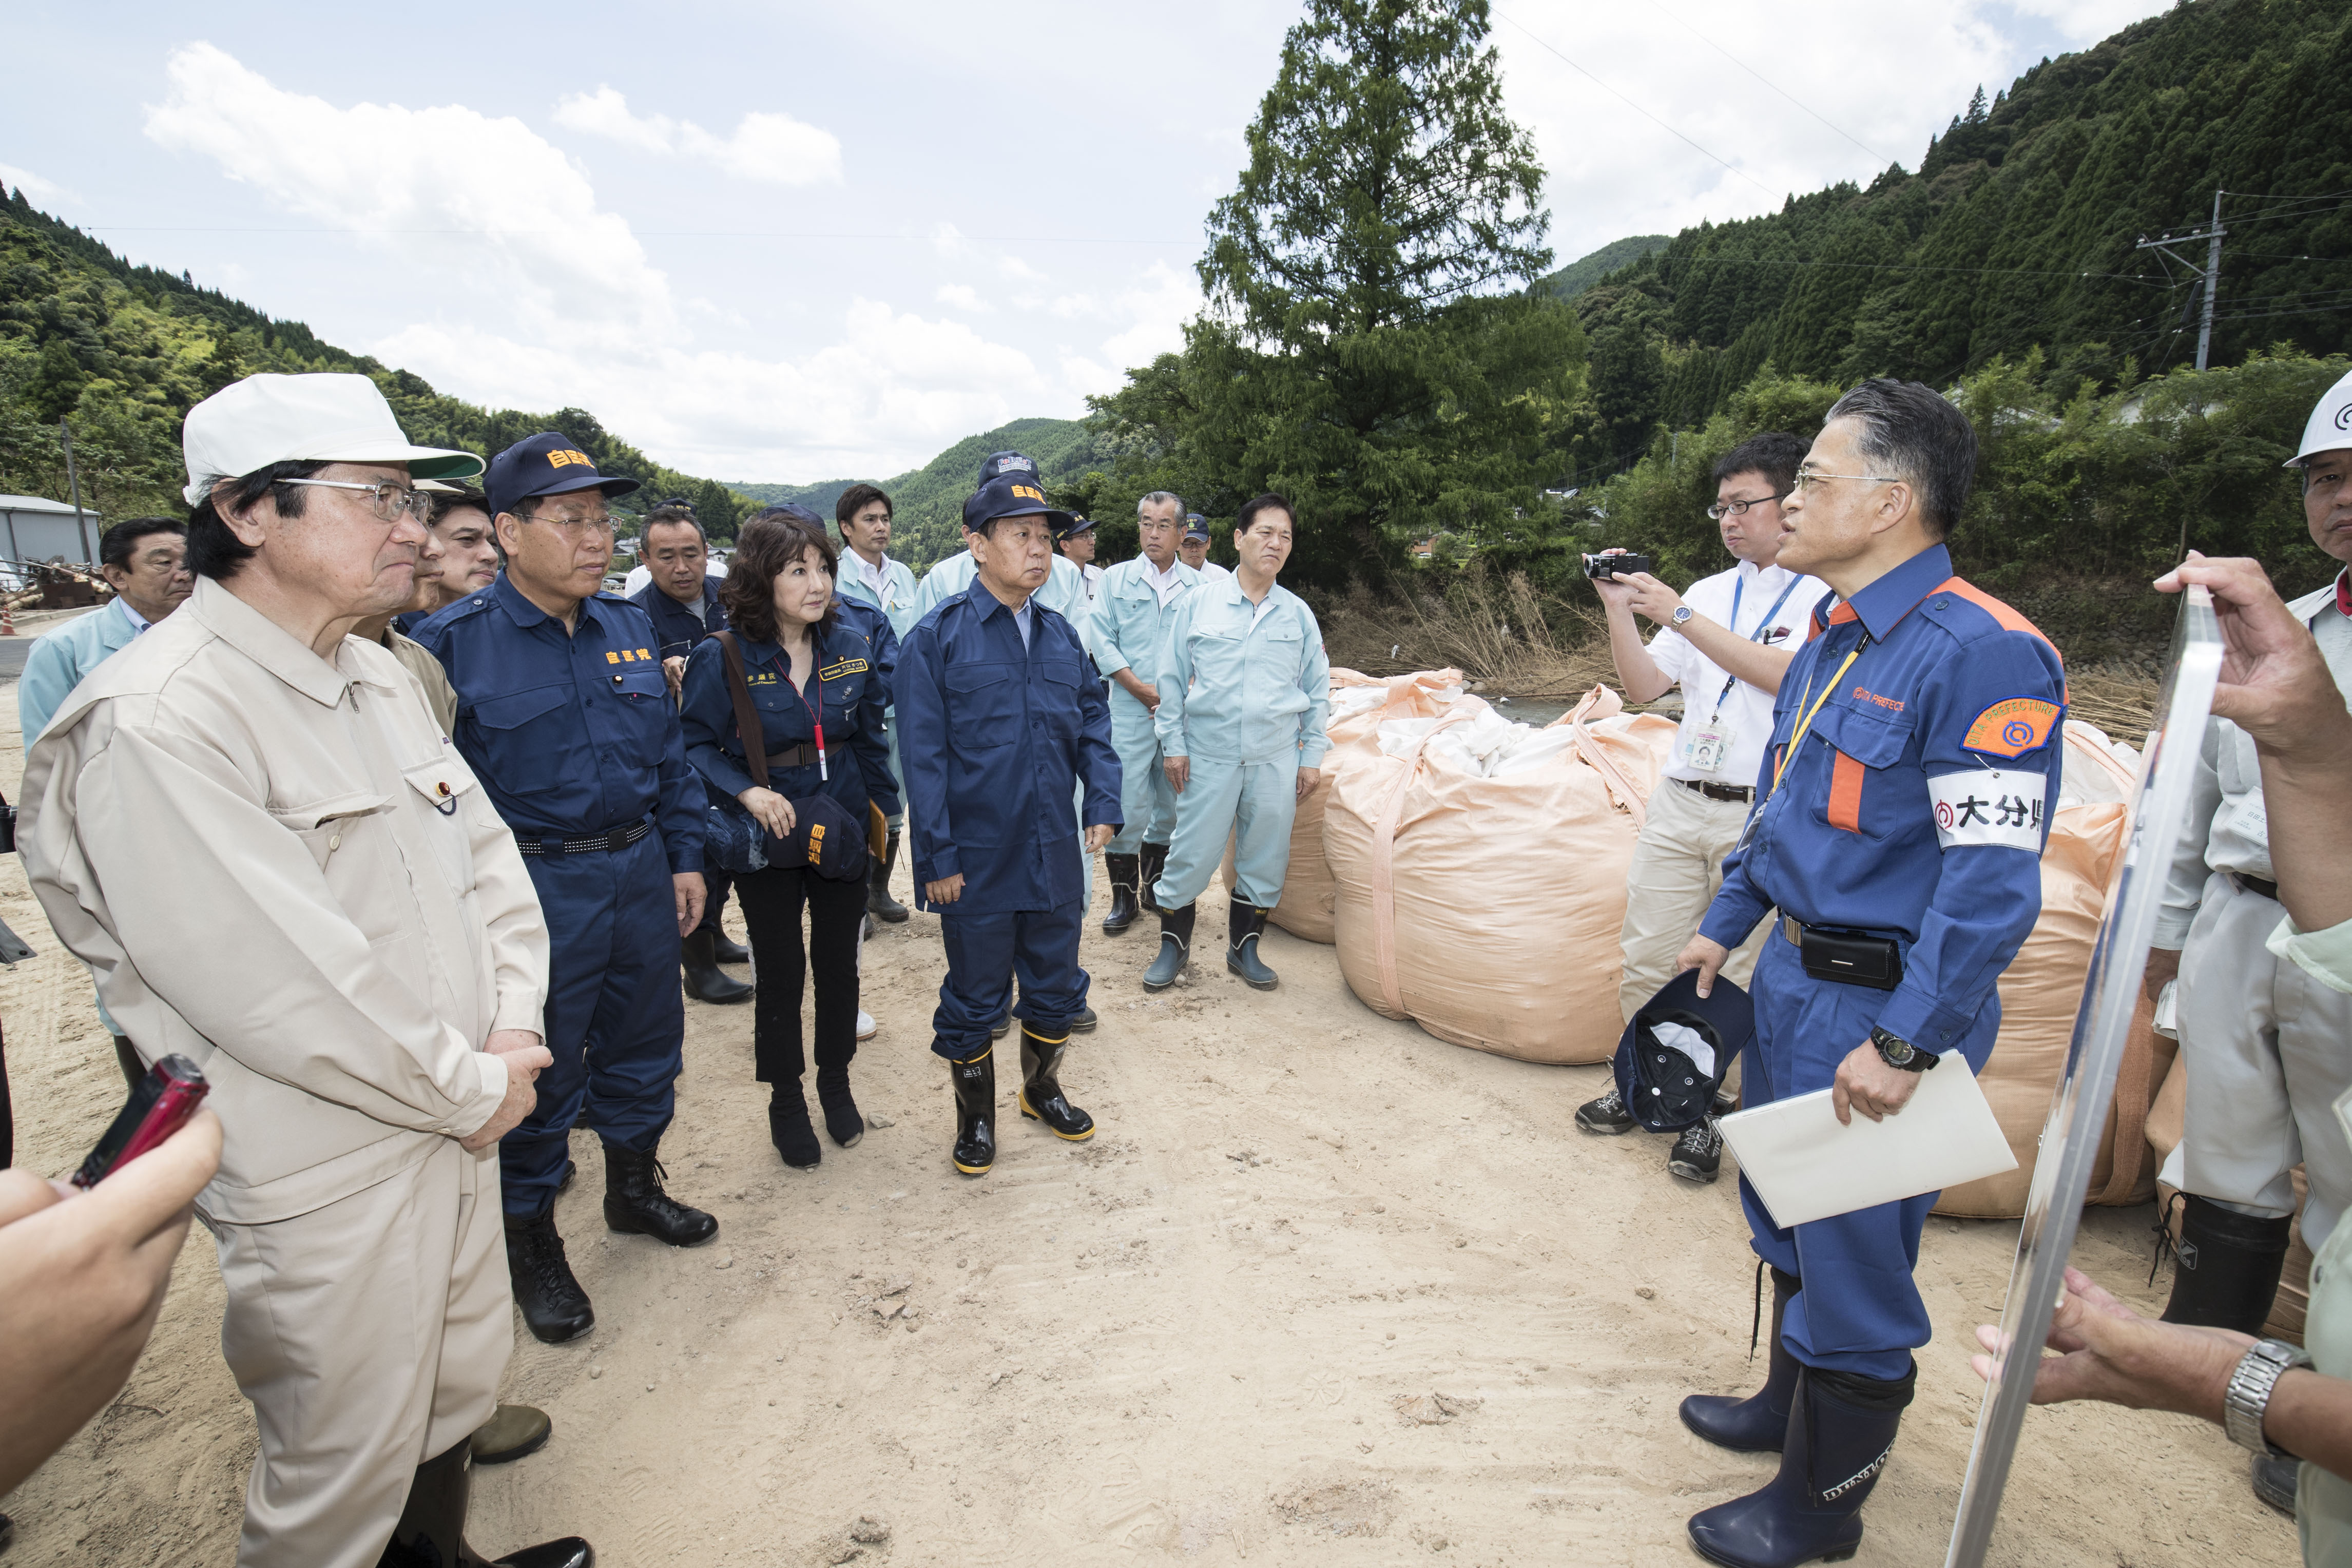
[1684,575,1799,775]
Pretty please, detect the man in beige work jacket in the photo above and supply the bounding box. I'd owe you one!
[20,373,590,1568]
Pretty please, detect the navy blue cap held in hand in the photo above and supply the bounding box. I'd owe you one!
[960,473,1074,534]
[770,793,870,882]
[486,431,642,517]
[1611,968,1755,1133]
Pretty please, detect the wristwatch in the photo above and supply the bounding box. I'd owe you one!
[2226,1339,2312,1458]
[1670,605,1694,626]
[1870,1025,1937,1072]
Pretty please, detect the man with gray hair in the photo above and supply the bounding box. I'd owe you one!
[20,372,586,1567]
[1086,490,1200,934]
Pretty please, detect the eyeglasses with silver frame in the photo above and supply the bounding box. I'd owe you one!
[274,477,433,523]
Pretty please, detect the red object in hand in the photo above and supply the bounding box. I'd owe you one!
[72,1054,209,1189]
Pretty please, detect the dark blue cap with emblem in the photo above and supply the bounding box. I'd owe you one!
[961,473,1074,534]
[1183,512,1210,542]
[485,431,642,517]
[977,450,1039,484]
[1056,514,1097,540]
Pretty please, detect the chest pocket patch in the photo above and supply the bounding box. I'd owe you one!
[1807,701,1916,836]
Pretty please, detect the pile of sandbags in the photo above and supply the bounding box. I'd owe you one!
[1936,721,2166,1218]
[1323,685,1676,1063]
[1269,668,1470,943]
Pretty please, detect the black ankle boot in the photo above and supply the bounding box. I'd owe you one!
[1018,1027,1095,1141]
[503,1212,594,1345]
[1102,853,1142,934]
[1226,896,1278,989]
[1138,842,1168,913]
[600,1143,718,1247]
[377,1436,594,1567]
[2161,1193,2294,1333]
[1686,1363,1911,1567]
[951,1049,996,1176]
[868,830,910,923]
[711,930,750,965]
[768,1083,821,1168]
[680,928,753,1005]
[1683,1267,1802,1451]
[1143,902,1196,992]
[815,1063,863,1148]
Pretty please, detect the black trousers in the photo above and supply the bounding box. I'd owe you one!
[736,862,864,1085]
[696,866,735,937]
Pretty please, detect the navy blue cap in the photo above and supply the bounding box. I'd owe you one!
[1056,514,1098,540]
[961,473,1073,534]
[485,432,641,517]
[745,501,828,532]
[770,792,869,882]
[1182,512,1210,542]
[1609,969,1753,1133]
[977,450,1039,483]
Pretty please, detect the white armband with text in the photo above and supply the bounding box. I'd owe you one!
[1929,768,2046,851]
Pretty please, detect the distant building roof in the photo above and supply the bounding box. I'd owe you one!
[0,495,99,517]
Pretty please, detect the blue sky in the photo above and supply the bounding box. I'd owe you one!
[4,1,2166,483]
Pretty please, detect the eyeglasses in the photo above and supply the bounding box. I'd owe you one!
[527,510,617,536]
[1705,491,1788,521]
[275,478,432,522]
[1789,469,1901,494]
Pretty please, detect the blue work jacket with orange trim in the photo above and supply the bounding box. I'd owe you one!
[415,574,704,873]
[895,578,1121,915]
[1697,542,2066,1059]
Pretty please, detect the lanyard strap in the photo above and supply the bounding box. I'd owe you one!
[1767,645,1863,796]
[1707,575,1806,712]
[748,642,831,781]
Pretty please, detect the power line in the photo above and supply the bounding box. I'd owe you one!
[1493,10,1778,199]
[72,226,1189,244]
[1640,0,1891,171]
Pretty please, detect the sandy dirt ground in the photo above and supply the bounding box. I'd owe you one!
[0,698,2299,1568]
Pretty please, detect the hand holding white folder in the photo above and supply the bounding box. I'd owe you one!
[1717,1057,2017,1229]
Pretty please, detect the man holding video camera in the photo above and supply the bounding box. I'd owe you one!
[1672,381,2064,1568]
[1576,433,1828,1185]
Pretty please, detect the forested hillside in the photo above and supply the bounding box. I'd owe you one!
[1571,0,2352,473]
[1534,236,1667,302]
[0,190,749,537]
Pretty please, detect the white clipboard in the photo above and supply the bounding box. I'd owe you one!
[1717,1056,2017,1229]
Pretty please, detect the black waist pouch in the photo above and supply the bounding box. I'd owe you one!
[1800,925,1902,991]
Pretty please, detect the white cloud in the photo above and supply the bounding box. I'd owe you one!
[935,283,989,313]
[0,162,73,203]
[551,86,842,186]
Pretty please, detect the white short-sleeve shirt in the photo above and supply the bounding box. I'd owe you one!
[1646,559,1831,787]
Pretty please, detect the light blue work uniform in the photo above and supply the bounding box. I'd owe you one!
[21,597,154,1041]
[1151,576,1331,910]
[915,547,1099,912]
[836,550,921,831]
[1085,555,1200,856]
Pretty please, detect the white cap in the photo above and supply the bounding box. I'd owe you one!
[182,372,485,506]
[2286,368,2352,468]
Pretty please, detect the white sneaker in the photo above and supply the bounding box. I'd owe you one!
[856,1010,878,1040]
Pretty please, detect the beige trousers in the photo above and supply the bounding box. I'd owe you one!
[2178,871,2352,1251]
[214,1137,511,1568]
[1617,779,1770,1024]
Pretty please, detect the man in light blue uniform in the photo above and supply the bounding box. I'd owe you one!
[1144,493,1329,993]
[913,452,1091,623]
[831,481,921,923]
[1672,381,2064,1567]
[1086,490,1198,935]
[20,514,192,1085]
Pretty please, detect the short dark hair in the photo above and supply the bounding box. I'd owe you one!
[722,507,840,644]
[426,481,490,530]
[643,503,705,545]
[836,483,892,530]
[1822,379,1977,539]
[185,460,325,580]
[1236,493,1295,534]
[99,516,186,571]
[1713,432,1809,495]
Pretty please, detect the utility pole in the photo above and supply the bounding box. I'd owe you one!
[59,417,90,560]
[2135,188,2227,371]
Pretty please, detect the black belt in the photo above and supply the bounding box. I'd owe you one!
[2232,872,2281,902]
[1678,776,1755,803]
[764,742,846,771]
[518,819,652,858]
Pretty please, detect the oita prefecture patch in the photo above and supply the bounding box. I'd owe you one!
[1962,696,2061,759]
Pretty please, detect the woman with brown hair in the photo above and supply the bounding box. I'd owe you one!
[678,507,898,1167]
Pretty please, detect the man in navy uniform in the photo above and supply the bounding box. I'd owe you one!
[629,499,753,1005]
[1671,380,2065,1567]
[896,473,1121,1176]
[417,432,719,1346]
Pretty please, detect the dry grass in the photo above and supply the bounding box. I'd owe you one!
[2067,663,2163,741]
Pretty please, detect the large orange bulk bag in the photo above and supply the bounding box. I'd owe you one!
[1324,686,1674,1063]
[1271,668,1467,943]
[1937,724,2160,1218]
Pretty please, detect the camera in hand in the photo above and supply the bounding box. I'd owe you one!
[1582,550,1653,580]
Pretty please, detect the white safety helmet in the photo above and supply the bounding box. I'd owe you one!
[2285,367,2352,468]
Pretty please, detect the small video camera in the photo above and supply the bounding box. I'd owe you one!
[1582,551,1653,581]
